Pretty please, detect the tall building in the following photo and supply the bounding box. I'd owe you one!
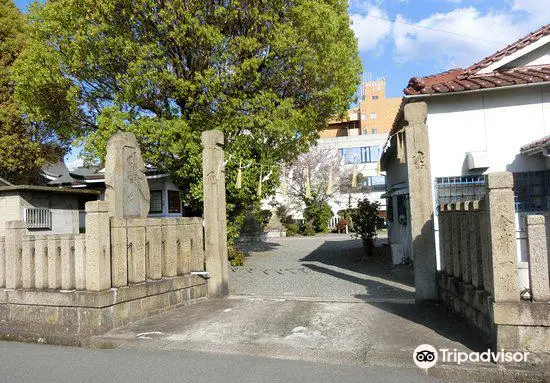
[358,79,402,135]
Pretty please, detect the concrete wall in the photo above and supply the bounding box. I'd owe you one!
[0,202,207,343]
[0,191,81,237]
[426,86,550,178]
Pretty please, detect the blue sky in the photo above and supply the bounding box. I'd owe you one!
[14,0,550,164]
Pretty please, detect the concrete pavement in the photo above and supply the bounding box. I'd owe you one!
[93,297,544,382]
[0,341,440,383]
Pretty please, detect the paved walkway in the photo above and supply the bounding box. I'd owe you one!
[230,234,415,301]
[91,234,544,381]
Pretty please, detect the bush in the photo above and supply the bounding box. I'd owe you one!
[276,205,295,226]
[228,242,246,266]
[257,209,272,226]
[350,198,385,255]
[304,200,333,233]
[300,221,316,236]
[285,223,299,236]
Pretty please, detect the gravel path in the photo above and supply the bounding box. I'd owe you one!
[230,234,415,301]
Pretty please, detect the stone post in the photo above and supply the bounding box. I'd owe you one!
[404,102,438,300]
[202,130,229,298]
[5,221,26,289]
[486,172,519,303]
[85,201,111,291]
[525,215,550,302]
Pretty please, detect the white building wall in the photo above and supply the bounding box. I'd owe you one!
[427,86,550,178]
[425,85,550,269]
[317,134,388,217]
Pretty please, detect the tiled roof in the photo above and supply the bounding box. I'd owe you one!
[520,135,550,154]
[404,24,550,95]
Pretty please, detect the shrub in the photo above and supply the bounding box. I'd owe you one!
[276,205,295,226]
[257,209,272,226]
[350,198,385,255]
[304,200,333,233]
[228,242,246,266]
[300,221,316,236]
[285,223,299,236]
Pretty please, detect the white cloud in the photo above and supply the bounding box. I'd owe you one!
[391,4,549,69]
[350,5,392,52]
[66,158,84,171]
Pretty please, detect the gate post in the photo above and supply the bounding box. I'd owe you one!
[404,102,438,300]
[202,130,229,298]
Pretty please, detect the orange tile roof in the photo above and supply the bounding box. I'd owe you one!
[404,24,550,96]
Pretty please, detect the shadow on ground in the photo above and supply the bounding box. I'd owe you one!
[367,301,489,353]
[235,241,281,254]
[300,237,414,291]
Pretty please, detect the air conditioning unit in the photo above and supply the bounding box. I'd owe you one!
[465,151,490,170]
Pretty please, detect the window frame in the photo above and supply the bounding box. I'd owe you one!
[149,190,163,214]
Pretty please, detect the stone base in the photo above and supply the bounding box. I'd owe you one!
[437,272,494,344]
[235,234,262,243]
[261,230,286,240]
[0,275,207,346]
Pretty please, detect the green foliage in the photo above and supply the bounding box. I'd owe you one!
[0,0,62,184]
[285,223,299,237]
[304,200,333,233]
[276,205,295,226]
[350,198,385,254]
[228,243,246,266]
[14,0,362,221]
[300,221,315,236]
[257,209,272,226]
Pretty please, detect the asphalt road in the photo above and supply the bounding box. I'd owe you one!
[0,341,438,383]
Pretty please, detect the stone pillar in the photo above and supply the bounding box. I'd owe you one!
[404,102,437,300]
[486,172,519,303]
[525,215,550,302]
[0,236,4,288]
[5,220,26,289]
[85,201,111,291]
[202,130,229,298]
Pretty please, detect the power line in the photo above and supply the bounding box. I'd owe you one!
[364,13,508,46]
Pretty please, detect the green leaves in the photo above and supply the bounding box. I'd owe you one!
[13,0,362,220]
[0,0,65,184]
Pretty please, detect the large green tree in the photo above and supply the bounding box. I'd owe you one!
[0,0,63,184]
[14,0,362,222]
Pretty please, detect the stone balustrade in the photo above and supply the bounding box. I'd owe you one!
[0,203,205,293]
[0,129,227,345]
[437,172,550,353]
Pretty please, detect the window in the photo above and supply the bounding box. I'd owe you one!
[513,170,550,212]
[339,147,361,164]
[149,191,163,214]
[168,190,182,214]
[25,208,52,229]
[361,113,367,120]
[340,147,380,164]
[371,128,378,134]
[360,146,380,163]
[366,175,386,191]
[372,95,379,100]
[434,176,486,210]
[370,113,377,120]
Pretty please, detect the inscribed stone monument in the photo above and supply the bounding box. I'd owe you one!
[105,132,150,218]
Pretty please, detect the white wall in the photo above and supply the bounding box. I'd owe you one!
[426,85,550,268]
[427,86,550,178]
